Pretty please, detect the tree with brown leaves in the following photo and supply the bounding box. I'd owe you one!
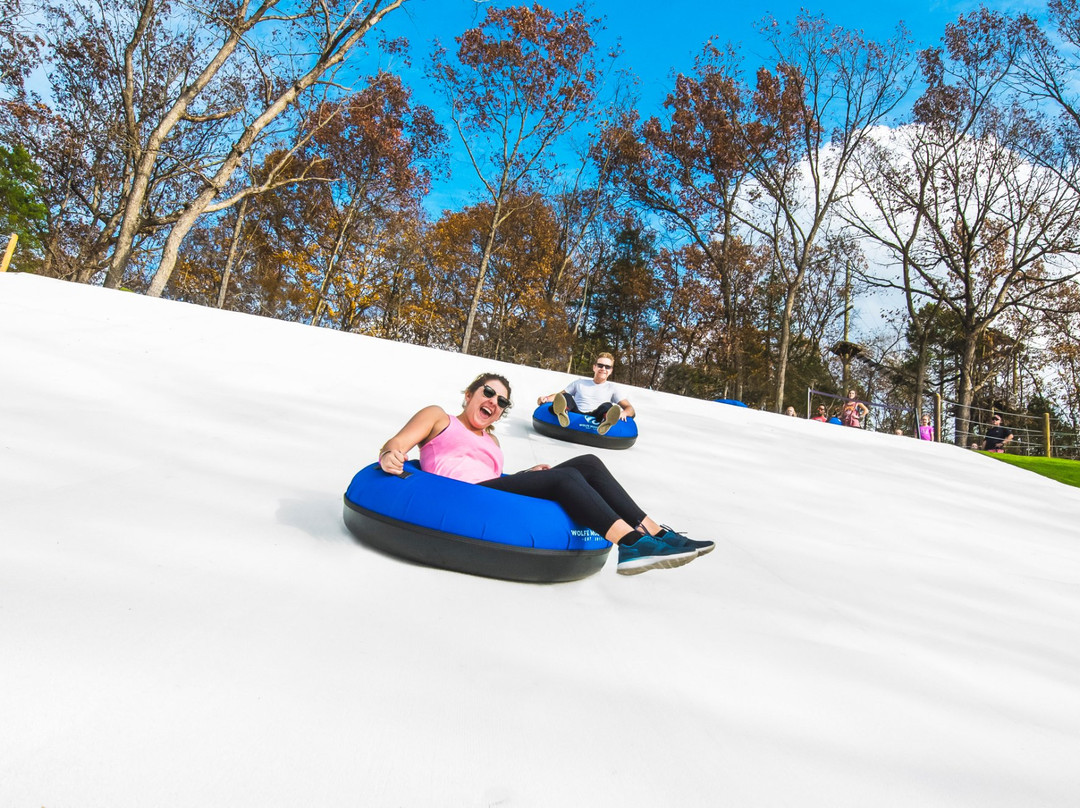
[845,9,1080,445]
[428,3,612,355]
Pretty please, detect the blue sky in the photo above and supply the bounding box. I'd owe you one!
[371,0,1045,336]
[377,0,1032,215]
[384,0,1014,118]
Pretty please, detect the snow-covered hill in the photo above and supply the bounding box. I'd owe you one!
[2,272,1078,807]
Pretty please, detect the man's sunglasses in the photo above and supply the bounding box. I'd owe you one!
[481,385,511,409]
[595,363,613,370]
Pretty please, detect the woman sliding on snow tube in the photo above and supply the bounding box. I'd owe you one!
[375,373,714,575]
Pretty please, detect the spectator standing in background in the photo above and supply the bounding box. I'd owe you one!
[840,390,869,428]
[983,415,1014,453]
[918,414,934,441]
[811,405,829,422]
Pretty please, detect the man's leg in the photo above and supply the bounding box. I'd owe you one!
[551,392,582,427]
[590,403,622,436]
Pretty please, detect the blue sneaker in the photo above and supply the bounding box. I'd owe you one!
[656,525,715,556]
[552,393,570,427]
[617,534,699,575]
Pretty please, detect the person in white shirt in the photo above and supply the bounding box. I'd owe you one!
[536,352,636,436]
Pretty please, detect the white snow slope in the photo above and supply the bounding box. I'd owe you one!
[2,272,1079,808]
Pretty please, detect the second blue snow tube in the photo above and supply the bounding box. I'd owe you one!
[531,404,638,450]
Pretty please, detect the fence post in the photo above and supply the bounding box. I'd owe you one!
[934,392,943,443]
[0,234,17,272]
[1044,412,1052,459]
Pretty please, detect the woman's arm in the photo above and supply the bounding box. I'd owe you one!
[378,405,450,475]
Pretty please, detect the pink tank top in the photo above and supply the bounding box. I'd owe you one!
[419,413,504,483]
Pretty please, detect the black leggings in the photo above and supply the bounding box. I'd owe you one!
[478,454,645,537]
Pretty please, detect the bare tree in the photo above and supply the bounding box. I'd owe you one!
[738,13,914,411]
[142,0,409,296]
[18,0,407,293]
[604,42,761,400]
[428,3,613,354]
[844,9,1080,444]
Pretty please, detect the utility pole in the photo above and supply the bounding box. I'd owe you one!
[842,259,851,392]
[830,256,862,393]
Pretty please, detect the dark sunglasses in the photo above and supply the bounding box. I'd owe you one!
[595,363,613,370]
[481,384,511,409]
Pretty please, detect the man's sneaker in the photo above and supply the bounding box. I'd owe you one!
[552,393,570,427]
[617,534,699,575]
[597,405,622,436]
[656,525,715,556]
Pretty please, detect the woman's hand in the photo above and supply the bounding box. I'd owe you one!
[379,448,407,475]
[525,463,551,472]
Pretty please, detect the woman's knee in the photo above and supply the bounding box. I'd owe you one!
[563,453,603,472]
[546,466,587,493]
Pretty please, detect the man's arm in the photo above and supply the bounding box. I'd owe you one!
[616,398,635,419]
[537,389,567,405]
[538,379,577,405]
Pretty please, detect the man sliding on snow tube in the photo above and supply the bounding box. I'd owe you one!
[536,352,635,437]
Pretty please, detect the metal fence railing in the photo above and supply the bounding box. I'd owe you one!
[805,388,1079,459]
[941,399,1078,460]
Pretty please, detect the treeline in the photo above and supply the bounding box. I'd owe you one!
[4,0,1080,444]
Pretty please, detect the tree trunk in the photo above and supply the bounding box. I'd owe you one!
[773,258,806,412]
[460,201,503,354]
[954,335,980,446]
[312,201,359,326]
[216,196,248,309]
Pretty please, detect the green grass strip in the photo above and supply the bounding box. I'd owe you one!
[979,452,1080,489]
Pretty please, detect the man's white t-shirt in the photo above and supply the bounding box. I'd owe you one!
[564,378,626,412]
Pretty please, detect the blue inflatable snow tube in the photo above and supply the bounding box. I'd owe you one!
[343,461,612,583]
[531,404,638,449]
[714,398,748,407]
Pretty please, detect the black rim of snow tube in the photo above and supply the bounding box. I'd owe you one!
[531,415,637,450]
[342,496,611,583]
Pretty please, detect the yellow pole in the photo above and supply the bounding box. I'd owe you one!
[0,234,17,272]
[1044,412,1052,459]
[934,392,943,443]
